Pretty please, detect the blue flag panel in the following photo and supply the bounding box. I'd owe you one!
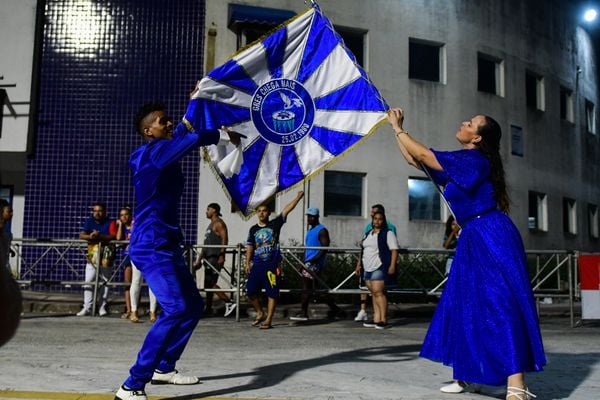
[186,4,388,216]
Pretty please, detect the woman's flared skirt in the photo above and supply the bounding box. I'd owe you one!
[420,211,546,386]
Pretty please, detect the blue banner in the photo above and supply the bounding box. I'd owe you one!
[187,5,388,216]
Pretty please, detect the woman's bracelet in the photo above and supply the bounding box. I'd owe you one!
[395,129,409,137]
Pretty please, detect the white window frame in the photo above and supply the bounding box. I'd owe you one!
[563,198,577,235]
[560,87,574,123]
[526,71,545,111]
[528,191,548,232]
[585,100,596,134]
[537,77,545,111]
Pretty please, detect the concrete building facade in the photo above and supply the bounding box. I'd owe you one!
[199,0,600,251]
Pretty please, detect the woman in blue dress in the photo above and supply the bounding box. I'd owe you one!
[387,108,546,400]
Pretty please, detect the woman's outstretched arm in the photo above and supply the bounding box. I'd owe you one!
[387,108,443,171]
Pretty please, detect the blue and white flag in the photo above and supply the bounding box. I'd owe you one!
[185,4,388,216]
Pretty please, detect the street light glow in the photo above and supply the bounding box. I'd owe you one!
[584,8,598,22]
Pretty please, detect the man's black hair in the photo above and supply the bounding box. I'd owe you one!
[92,201,106,211]
[134,102,166,135]
[371,204,385,213]
[257,203,271,212]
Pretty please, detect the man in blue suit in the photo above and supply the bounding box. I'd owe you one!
[115,101,241,400]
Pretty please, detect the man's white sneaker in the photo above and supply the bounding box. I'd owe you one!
[289,313,309,321]
[440,381,481,394]
[114,385,147,400]
[224,302,237,317]
[354,309,368,321]
[76,308,91,317]
[151,370,200,385]
[99,305,108,317]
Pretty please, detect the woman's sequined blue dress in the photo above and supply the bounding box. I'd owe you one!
[420,149,546,386]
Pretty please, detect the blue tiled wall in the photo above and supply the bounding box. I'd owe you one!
[23,0,206,284]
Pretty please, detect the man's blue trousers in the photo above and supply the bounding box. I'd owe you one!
[124,252,203,390]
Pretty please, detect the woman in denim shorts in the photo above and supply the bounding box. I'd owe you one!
[355,211,399,329]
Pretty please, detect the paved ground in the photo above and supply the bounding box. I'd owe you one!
[0,304,599,400]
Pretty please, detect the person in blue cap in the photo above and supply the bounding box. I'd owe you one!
[290,207,343,321]
[115,101,241,400]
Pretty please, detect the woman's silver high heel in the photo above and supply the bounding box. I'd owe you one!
[506,386,536,400]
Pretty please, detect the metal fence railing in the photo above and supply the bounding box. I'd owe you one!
[9,239,579,325]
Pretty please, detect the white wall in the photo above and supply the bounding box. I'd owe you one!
[0,0,38,242]
[0,0,36,152]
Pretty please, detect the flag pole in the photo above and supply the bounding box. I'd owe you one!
[419,162,457,223]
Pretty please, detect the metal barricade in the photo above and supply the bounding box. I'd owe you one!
[9,238,579,325]
[275,246,578,326]
[185,243,244,320]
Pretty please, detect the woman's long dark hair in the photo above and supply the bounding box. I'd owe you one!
[476,116,510,212]
[444,215,455,237]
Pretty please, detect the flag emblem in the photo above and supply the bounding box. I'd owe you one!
[186,4,388,216]
[251,78,315,145]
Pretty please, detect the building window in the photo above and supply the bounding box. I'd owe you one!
[227,4,296,49]
[0,186,12,202]
[241,27,268,47]
[408,178,441,220]
[585,99,596,134]
[409,38,446,83]
[525,71,545,111]
[560,87,574,122]
[528,191,548,232]
[477,53,504,96]
[335,26,366,67]
[324,171,364,216]
[563,198,577,235]
[589,204,599,239]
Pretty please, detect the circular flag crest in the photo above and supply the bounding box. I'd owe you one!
[250,78,315,146]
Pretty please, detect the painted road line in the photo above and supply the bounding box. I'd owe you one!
[0,391,280,400]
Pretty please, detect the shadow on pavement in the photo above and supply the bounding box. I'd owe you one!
[533,351,600,399]
[163,349,600,400]
[472,350,600,400]
[164,344,422,399]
